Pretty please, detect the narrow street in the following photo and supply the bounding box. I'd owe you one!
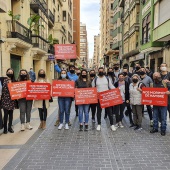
[1,99,170,170]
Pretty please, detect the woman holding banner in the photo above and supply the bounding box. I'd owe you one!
[1,68,17,134]
[76,69,91,131]
[34,69,50,130]
[18,69,33,131]
[57,70,72,130]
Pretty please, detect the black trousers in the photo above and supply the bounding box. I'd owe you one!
[142,105,153,120]
[97,102,113,125]
[90,104,97,119]
[114,102,126,123]
[38,100,47,121]
[126,104,133,124]
[3,109,13,130]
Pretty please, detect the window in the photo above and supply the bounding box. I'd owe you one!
[142,13,151,44]
[63,11,66,21]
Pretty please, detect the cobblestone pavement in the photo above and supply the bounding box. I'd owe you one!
[2,102,170,170]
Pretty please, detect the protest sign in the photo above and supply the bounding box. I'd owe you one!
[142,87,168,106]
[98,88,123,108]
[75,88,98,105]
[52,80,75,97]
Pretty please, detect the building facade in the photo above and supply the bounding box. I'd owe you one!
[93,34,100,70]
[0,0,74,80]
[80,22,88,68]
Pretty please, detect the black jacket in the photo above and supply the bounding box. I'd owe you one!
[114,81,130,101]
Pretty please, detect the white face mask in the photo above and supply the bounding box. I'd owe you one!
[161,67,167,72]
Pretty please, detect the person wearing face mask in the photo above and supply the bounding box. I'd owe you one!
[67,65,78,81]
[89,70,97,123]
[76,69,81,77]
[129,74,145,130]
[92,67,117,131]
[57,70,72,130]
[18,69,33,131]
[114,73,130,128]
[113,64,120,81]
[133,63,141,75]
[76,69,92,131]
[34,69,50,130]
[150,72,170,136]
[1,68,17,134]
[140,67,153,126]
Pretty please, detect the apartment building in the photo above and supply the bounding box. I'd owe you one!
[80,22,88,68]
[93,34,100,69]
[0,0,74,80]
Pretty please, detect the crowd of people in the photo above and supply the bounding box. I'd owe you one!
[0,62,170,136]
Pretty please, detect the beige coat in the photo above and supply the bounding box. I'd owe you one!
[33,79,50,109]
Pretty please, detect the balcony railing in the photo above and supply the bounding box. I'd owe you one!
[32,35,48,52]
[7,20,32,44]
[48,9,55,24]
[30,0,47,16]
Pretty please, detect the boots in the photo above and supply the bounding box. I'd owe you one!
[38,121,43,129]
[42,121,46,130]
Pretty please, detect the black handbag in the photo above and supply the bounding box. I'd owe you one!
[49,96,53,103]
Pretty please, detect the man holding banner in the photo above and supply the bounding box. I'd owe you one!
[92,67,117,131]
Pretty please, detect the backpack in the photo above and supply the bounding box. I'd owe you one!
[94,76,110,89]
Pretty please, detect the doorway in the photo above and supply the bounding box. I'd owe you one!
[11,54,21,79]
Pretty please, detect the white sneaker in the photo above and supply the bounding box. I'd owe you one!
[115,123,119,128]
[26,123,33,130]
[65,124,69,130]
[58,124,63,130]
[111,125,117,131]
[119,122,124,128]
[96,125,101,131]
[21,124,25,131]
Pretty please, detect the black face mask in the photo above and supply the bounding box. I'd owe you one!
[6,73,13,78]
[77,73,80,76]
[70,70,75,74]
[132,79,138,83]
[108,72,114,76]
[136,66,140,71]
[123,72,128,76]
[20,74,27,80]
[90,74,95,77]
[114,67,119,70]
[39,74,45,78]
[82,75,87,78]
[99,72,104,76]
[140,71,145,76]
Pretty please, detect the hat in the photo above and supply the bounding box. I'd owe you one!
[132,74,141,80]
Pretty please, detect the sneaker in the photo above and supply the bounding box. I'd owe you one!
[150,120,153,127]
[58,124,63,130]
[134,126,142,131]
[68,122,72,126]
[26,123,33,130]
[134,126,139,130]
[96,125,101,131]
[115,123,119,128]
[54,120,60,126]
[161,131,166,136]
[150,129,158,133]
[21,124,25,131]
[110,125,117,131]
[85,125,88,131]
[79,124,83,131]
[92,119,96,123]
[119,122,124,128]
[65,124,69,130]
[129,123,135,128]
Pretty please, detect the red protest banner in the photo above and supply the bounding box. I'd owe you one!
[75,88,98,105]
[52,80,75,97]
[8,81,29,100]
[54,44,77,60]
[26,82,51,100]
[142,87,168,106]
[98,88,123,108]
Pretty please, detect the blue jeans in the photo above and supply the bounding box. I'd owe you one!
[78,104,90,124]
[58,97,72,124]
[153,106,167,131]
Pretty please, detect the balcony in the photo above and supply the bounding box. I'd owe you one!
[119,0,124,7]
[30,0,48,17]
[48,9,55,26]
[7,20,32,44]
[32,35,48,52]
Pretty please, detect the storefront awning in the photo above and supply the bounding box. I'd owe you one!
[105,50,119,56]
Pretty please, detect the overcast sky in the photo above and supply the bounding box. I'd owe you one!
[80,0,100,59]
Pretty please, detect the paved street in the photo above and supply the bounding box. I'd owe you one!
[1,100,170,170]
